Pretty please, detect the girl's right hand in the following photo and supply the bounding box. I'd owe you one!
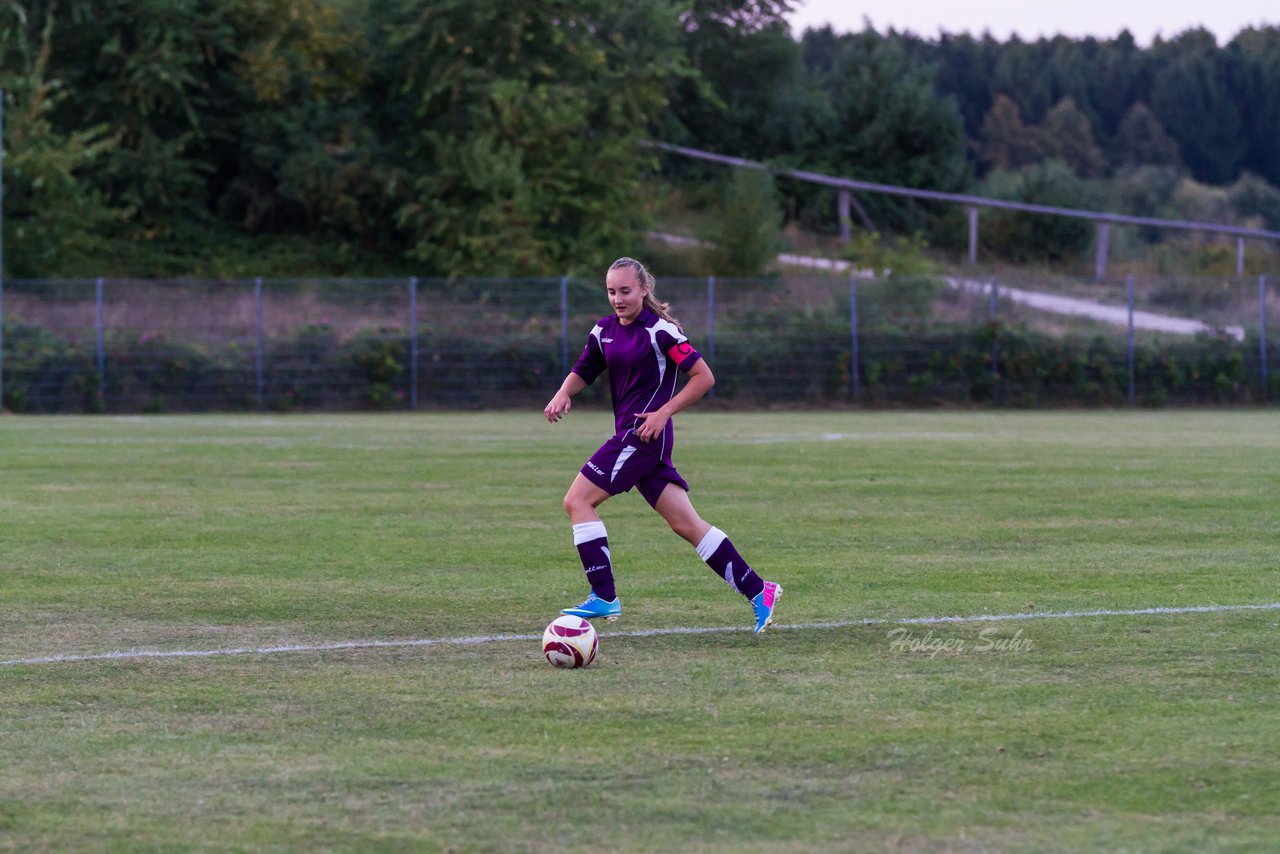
[544,392,571,423]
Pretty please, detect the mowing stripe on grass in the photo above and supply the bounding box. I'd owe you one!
[3,602,1278,668]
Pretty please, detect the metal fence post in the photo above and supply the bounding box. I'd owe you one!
[988,277,999,380]
[254,277,264,409]
[706,275,716,397]
[560,276,569,378]
[849,273,859,402]
[706,276,716,359]
[1261,275,1269,400]
[1127,274,1135,405]
[1237,239,1246,276]
[95,277,106,409]
[409,276,419,410]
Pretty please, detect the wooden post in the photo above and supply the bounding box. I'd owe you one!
[837,189,852,245]
[967,206,979,266]
[1095,223,1110,282]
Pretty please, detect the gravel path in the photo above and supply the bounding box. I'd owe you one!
[944,277,1245,341]
[649,233,1245,341]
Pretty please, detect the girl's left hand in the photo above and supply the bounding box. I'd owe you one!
[633,410,669,442]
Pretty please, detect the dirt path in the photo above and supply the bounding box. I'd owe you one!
[650,234,1245,340]
[944,277,1246,341]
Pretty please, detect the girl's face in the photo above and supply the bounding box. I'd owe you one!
[606,267,647,325]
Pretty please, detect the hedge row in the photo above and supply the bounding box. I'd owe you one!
[2,314,1274,413]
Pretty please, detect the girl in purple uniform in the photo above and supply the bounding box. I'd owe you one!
[543,257,782,633]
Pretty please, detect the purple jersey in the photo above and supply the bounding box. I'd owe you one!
[571,308,702,461]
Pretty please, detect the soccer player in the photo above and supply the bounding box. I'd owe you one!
[543,257,782,634]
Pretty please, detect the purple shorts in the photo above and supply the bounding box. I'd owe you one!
[580,435,689,508]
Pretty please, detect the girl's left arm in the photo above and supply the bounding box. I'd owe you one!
[633,360,715,442]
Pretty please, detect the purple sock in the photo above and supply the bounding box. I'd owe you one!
[573,521,616,602]
[696,527,765,600]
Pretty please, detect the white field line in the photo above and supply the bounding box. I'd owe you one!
[3,602,1278,668]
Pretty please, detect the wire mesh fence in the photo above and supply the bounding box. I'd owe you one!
[0,274,1274,413]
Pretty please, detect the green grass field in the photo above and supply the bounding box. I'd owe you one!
[2,410,1278,851]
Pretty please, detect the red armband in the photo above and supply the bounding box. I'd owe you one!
[665,341,697,366]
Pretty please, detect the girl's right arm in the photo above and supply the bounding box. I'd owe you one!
[544,372,588,423]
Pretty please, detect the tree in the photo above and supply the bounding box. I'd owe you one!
[1086,30,1150,141]
[671,4,817,160]
[923,31,1000,137]
[1149,29,1245,184]
[213,0,405,250]
[818,33,969,184]
[1114,102,1181,169]
[990,36,1053,123]
[1042,36,1096,123]
[383,0,691,276]
[794,29,970,235]
[1041,97,1106,177]
[46,0,237,235]
[977,94,1042,172]
[1229,27,1280,188]
[1,1,119,276]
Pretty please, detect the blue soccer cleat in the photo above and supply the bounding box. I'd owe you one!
[561,592,622,621]
[750,581,782,634]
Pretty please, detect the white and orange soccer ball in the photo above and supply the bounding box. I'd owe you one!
[541,615,598,668]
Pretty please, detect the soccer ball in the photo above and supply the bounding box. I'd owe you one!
[542,615,598,668]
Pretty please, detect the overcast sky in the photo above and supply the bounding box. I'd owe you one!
[785,0,1278,45]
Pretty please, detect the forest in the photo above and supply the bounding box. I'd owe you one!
[3,0,1279,278]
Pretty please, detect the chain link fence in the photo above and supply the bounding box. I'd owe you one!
[0,274,1274,413]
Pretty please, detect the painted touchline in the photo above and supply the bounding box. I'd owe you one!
[3,602,1278,668]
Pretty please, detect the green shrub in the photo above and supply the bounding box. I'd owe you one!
[1,299,1270,412]
[698,169,783,277]
[978,161,1094,263]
